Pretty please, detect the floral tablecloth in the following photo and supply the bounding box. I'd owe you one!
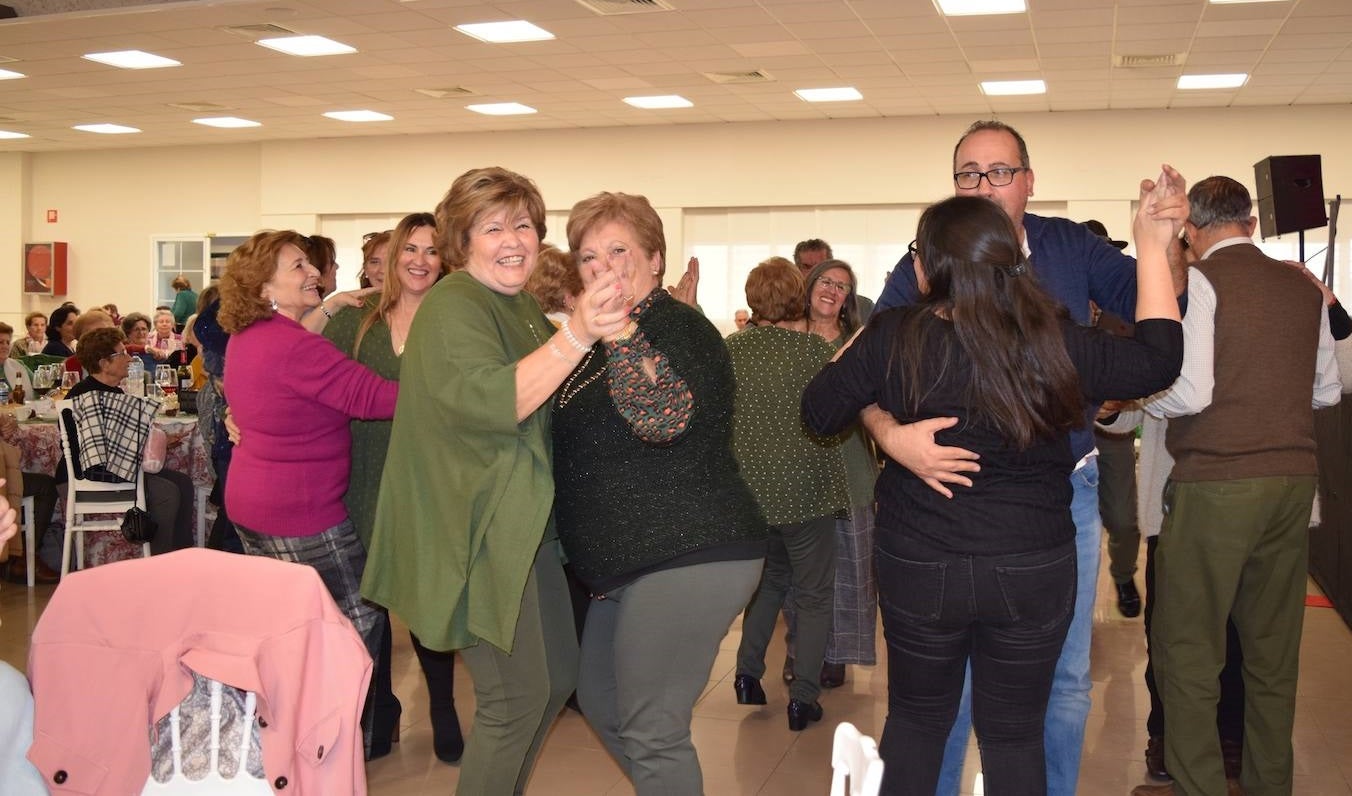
[16,414,212,567]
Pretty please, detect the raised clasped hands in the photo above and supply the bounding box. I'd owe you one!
[1135,163,1188,249]
[573,263,635,345]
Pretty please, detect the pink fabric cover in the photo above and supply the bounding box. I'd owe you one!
[27,548,373,795]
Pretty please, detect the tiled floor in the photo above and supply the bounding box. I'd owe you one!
[4,541,1351,795]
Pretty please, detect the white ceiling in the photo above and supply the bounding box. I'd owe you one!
[0,0,1348,153]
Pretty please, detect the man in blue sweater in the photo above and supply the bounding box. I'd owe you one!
[866,120,1187,795]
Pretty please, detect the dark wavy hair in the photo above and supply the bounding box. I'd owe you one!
[803,259,862,338]
[896,196,1082,448]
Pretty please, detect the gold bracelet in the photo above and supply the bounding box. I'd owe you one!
[612,321,638,342]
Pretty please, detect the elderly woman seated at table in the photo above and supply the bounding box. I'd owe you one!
[60,327,195,556]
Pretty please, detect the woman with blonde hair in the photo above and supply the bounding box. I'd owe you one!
[324,212,460,761]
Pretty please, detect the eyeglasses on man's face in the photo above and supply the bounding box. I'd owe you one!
[953,167,1028,190]
[815,276,851,293]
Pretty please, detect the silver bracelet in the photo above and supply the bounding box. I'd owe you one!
[319,302,333,319]
[559,318,590,353]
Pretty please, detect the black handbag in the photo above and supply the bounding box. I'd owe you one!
[119,408,157,545]
[121,506,157,544]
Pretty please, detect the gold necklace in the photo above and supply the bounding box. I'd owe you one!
[556,348,602,408]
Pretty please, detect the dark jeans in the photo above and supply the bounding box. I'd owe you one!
[1143,535,1245,741]
[876,536,1076,796]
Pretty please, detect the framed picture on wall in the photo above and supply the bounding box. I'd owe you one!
[23,242,68,295]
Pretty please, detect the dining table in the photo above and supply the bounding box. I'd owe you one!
[13,410,213,568]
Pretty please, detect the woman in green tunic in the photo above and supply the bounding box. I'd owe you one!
[324,212,461,762]
[361,167,632,795]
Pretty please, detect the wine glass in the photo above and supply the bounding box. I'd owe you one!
[61,370,78,392]
[32,365,52,398]
[156,364,177,396]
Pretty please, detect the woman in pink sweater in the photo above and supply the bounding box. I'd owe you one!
[219,230,396,754]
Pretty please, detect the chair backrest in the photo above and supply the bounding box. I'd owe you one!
[142,674,272,794]
[55,399,149,574]
[829,722,884,796]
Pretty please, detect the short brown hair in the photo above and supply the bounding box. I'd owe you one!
[0,322,12,337]
[73,309,114,338]
[24,311,45,332]
[434,167,547,271]
[524,244,584,315]
[76,327,126,374]
[171,275,192,291]
[360,230,391,288]
[746,259,806,324]
[219,230,310,333]
[121,312,151,335]
[566,192,667,278]
[305,235,337,278]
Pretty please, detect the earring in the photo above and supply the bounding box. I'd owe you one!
[269,297,279,312]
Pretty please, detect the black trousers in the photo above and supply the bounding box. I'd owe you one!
[876,536,1076,796]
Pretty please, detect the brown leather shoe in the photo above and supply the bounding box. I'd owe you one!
[820,662,846,689]
[1145,735,1170,780]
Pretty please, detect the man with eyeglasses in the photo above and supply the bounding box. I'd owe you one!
[869,119,1188,795]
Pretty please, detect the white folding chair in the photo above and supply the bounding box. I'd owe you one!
[55,400,151,576]
[830,722,884,796]
[143,676,271,794]
[19,494,36,588]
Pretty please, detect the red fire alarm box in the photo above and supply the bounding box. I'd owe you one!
[23,242,68,296]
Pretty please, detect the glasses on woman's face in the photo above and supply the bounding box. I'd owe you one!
[907,240,918,258]
[815,276,851,294]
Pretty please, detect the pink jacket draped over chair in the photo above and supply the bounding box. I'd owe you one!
[27,548,373,795]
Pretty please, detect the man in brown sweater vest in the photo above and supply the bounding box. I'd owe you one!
[1133,176,1342,796]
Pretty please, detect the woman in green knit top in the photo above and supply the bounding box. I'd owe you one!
[552,192,767,795]
[323,212,460,763]
[726,258,849,732]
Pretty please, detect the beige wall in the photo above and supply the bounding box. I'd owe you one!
[5,104,1350,326]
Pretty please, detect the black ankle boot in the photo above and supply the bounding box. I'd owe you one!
[786,699,823,731]
[412,632,463,764]
[734,674,767,705]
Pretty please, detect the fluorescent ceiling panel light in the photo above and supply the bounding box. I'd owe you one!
[81,50,181,69]
[0,69,25,80]
[1177,73,1248,89]
[323,110,393,122]
[192,117,262,128]
[454,20,554,43]
[73,123,141,134]
[794,87,863,102]
[466,102,537,116]
[935,0,1026,15]
[0,130,30,139]
[257,35,356,57]
[980,79,1046,95]
[623,95,693,109]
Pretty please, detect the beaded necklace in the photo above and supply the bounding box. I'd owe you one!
[556,348,602,408]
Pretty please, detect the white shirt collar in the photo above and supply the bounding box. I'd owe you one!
[1200,236,1253,260]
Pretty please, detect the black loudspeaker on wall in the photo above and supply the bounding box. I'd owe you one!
[1254,155,1327,238]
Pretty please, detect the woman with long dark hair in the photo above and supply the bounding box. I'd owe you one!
[803,170,1186,795]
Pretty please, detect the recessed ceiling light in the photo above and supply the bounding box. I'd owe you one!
[323,110,393,122]
[794,87,863,103]
[466,102,537,116]
[82,50,181,69]
[0,130,30,139]
[192,117,262,128]
[1178,73,1248,89]
[257,35,356,57]
[0,69,25,80]
[935,0,1027,15]
[623,95,694,109]
[980,79,1047,95]
[454,20,555,44]
[73,123,141,134]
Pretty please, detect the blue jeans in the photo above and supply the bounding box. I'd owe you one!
[934,460,1100,795]
[877,537,1076,795]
